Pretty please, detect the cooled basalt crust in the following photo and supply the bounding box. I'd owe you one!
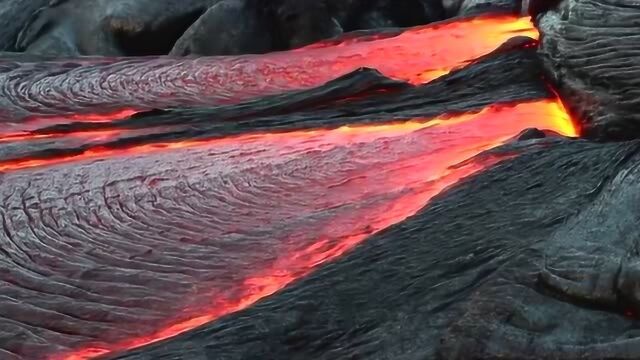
[538,0,640,140]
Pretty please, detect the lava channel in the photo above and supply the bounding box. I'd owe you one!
[0,14,536,124]
[0,99,576,360]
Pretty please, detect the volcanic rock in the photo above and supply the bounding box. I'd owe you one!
[537,0,640,140]
[2,2,637,359]
[329,0,445,32]
[457,0,522,16]
[0,0,50,51]
[16,0,219,56]
[170,0,343,56]
[0,37,581,359]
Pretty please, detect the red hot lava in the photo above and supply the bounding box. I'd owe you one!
[1,109,141,137]
[22,99,578,360]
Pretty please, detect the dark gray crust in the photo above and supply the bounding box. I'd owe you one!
[0,0,51,51]
[537,0,640,140]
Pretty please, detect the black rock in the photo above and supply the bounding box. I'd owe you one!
[538,0,640,140]
[0,0,50,51]
[329,0,445,32]
[16,0,219,56]
[170,0,343,56]
[517,127,547,140]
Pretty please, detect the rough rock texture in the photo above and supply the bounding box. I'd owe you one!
[169,0,343,56]
[17,0,354,58]
[16,0,447,58]
[16,0,219,56]
[0,0,50,51]
[537,0,640,140]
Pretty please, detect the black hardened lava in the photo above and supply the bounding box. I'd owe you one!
[0,0,50,51]
[537,0,640,140]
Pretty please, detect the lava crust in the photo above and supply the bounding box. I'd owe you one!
[113,137,640,360]
[537,0,640,140]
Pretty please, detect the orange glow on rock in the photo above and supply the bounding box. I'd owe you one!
[295,14,538,85]
[2,109,141,136]
[0,130,123,143]
[0,99,575,173]
[47,98,576,360]
[64,109,140,122]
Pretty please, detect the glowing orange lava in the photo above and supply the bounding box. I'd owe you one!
[22,109,139,126]
[46,98,575,360]
[0,130,123,143]
[2,109,141,136]
[293,14,538,85]
[0,99,574,173]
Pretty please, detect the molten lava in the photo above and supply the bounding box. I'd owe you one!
[288,14,538,85]
[0,100,574,173]
[0,14,537,124]
[2,109,141,136]
[0,130,122,143]
[35,99,577,360]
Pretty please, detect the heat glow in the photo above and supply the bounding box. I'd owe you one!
[1,109,141,136]
[288,14,538,85]
[0,100,574,173]
[0,14,537,126]
[43,99,576,360]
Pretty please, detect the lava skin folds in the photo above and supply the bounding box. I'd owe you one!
[0,99,576,360]
[0,15,536,124]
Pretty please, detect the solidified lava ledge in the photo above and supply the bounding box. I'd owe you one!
[0,1,639,360]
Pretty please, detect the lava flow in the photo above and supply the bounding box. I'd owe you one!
[0,14,536,123]
[0,99,574,360]
[0,99,575,173]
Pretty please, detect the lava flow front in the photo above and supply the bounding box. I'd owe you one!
[0,14,536,125]
[287,14,538,85]
[0,99,576,360]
